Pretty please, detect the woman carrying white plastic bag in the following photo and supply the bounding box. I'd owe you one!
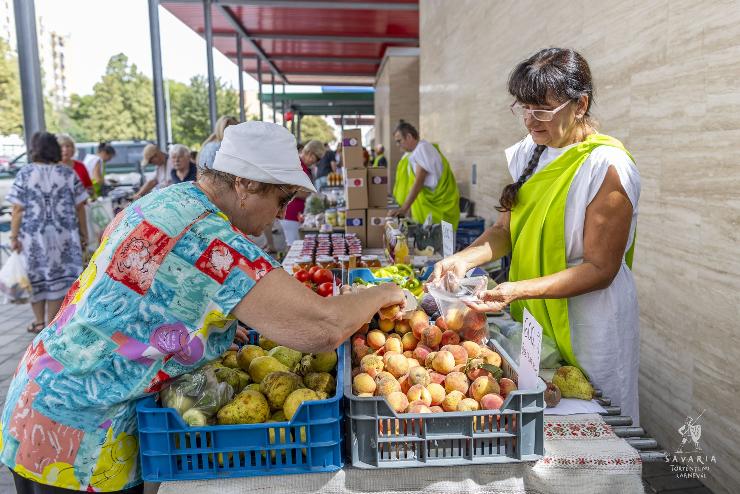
[0,252,32,303]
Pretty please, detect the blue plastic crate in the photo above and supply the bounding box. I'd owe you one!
[347,268,392,285]
[136,333,345,481]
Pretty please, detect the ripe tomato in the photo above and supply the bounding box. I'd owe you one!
[317,282,334,297]
[312,268,334,285]
[303,281,316,291]
[294,269,310,283]
[308,265,321,276]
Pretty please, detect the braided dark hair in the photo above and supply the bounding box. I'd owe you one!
[497,144,546,212]
[498,47,595,211]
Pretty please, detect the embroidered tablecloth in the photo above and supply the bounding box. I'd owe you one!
[157,414,643,494]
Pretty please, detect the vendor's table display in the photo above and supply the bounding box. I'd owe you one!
[157,414,642,494]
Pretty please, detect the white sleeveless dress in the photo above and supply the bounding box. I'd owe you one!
[505,134,642,424]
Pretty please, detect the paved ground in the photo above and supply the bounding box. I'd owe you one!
[0,301,714,494]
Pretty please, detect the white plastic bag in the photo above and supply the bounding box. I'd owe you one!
[85,198,115,253]
[0,252,32,304]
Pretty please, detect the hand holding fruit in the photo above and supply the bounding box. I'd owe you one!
[374,283,406,320]
[465,282,519,313]
[427,256,469,287]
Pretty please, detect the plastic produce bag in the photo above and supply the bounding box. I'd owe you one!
[426,272,488,320]
[85,197,115,253]
[0,252,32,304]
[160,367,234,426]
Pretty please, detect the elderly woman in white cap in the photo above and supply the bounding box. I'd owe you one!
[0,121,404,494]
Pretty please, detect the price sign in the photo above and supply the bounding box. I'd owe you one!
[441,220,454,258]
[518,308,543,390]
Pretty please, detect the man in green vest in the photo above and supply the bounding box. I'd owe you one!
[391,120,460,229]
[372,144,387,167]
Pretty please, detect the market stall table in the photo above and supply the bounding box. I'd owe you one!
[156,413,642,494]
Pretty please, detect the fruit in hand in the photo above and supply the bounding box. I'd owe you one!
[379,304,401,320]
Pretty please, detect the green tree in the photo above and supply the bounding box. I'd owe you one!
[168,75,240,149]
[300,116,336,144]
[0,38,23,136]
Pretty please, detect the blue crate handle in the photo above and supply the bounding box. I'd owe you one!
[347,268,392,285]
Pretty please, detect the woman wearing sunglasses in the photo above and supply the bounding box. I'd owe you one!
[430,48,641,424]
[0,122,404,494]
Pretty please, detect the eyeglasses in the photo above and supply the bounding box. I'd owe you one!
[276,185,296,210]
[510,100,570,122]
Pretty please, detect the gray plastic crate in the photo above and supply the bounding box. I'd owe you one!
[344,338,545,468]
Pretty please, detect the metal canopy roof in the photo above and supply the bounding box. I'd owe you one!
[160,0,419,88]
[260,91,374,117]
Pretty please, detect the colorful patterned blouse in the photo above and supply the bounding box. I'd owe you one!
[0,182,278,491]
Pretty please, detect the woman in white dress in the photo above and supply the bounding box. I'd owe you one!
[430,48,641,423]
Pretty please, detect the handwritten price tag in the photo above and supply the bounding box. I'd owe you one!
[518,308,543,390]
[441,220,454,258]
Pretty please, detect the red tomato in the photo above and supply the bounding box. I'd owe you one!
[317,282,334,297]
[303,281,316,291]
[308,266,321,276]
[312,268,334,285]
[294,269,310,283]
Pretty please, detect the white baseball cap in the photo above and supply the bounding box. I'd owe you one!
[212,121,317,192]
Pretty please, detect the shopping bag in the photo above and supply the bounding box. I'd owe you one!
[85,197,115,253]
[0,251,32,304]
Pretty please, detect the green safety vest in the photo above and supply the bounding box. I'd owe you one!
[392,144,460,229]
[509,134,636,371]
[372,153,384,167]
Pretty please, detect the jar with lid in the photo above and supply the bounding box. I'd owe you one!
[325,208,338,227]
[292,255,314,273]
[361,255,382,268]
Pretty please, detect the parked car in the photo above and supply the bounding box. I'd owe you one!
[76,140,151,186]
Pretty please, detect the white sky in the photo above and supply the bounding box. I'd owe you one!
[34,0,321,95]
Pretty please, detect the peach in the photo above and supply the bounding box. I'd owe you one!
[386,391,409,413]
[457,398,480,412]
[444,371,470,395]
[461,341,481,359]
[374,371,394,383]
[367,330,386,350]
[353,373,377,395]
[403,350,414,359]
[429,371,446,385]
[498,378,517,398]
[413,344,432,363]
[435,316,448,331]
[441,345,468,365]
[441,390,465,412]
[384,338,403,354]
[382,351,402,366]
[426,382,446,406]
[378,318,395,333]
[379,304,401,320]
[385,354,410,378]
[407,357,420,368]
[429,405,444,413]
[465,358,491,381]
[357,392,374,397]
[421,325,443,349]
[432,351,456,374]
[408,366,431,387]
[440,330,460,346]
[398,374,411,394]
[375,375,401,396]
[406,402,432,414]
[395,319,411,335]
[462,308,486,332]
[469,376,500,402]
[352,343,371,365]
[406,384,432,406]
[480,393,504,410]
[408,310,429,336]
[452,364,466,373]
[479,347,502,367]
[388,333,402,340]
[402,332,419,351]
[461,326,486,344]
[445,308,464,332]
[360,354,384,377]
[424,351,437,368]
[411,323,425,340]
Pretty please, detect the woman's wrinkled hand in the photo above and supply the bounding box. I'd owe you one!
[229,325,249,351]
[426,256,468,287]
[465,282,520,313]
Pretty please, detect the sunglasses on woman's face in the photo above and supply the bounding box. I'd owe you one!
[276,185,296,210]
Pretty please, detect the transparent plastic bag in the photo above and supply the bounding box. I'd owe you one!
[160,367,234,426]
[427,272,489,342]
[0,252,32,304]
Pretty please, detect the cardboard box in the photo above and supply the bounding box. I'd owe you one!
[345,209,366,246]
[344,168,368,209]
[368,167,389,208]
[342,129,365,169]
[366,208,392,249]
